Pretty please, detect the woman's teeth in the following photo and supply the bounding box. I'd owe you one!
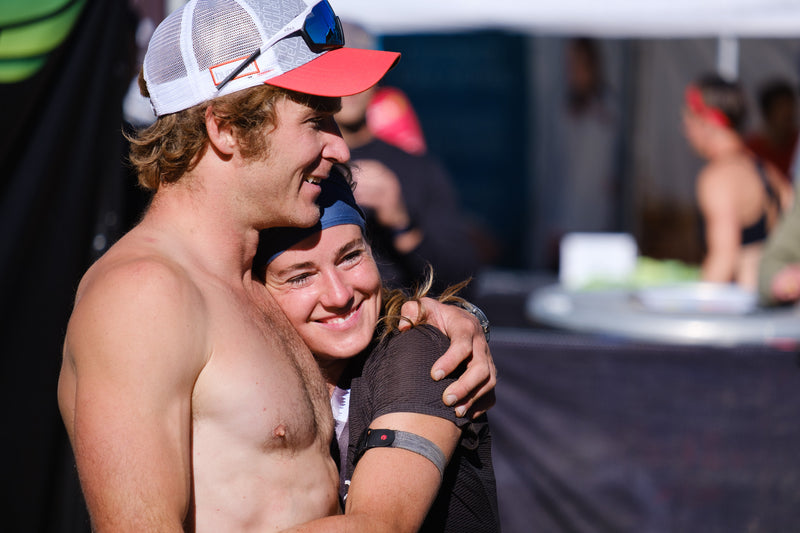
[321,309,355,324]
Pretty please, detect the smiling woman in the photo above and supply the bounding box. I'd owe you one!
[260,174,382,367]
[255,172,500,533]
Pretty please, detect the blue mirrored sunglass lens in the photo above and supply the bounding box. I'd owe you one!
[305,0,343,45]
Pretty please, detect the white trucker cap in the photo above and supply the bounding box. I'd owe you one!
[142,0,400,116]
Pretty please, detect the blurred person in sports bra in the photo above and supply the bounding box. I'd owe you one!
[683,74,793,290]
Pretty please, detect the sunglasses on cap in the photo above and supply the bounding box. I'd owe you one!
[216,0,344,93]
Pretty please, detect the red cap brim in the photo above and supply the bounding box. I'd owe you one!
[264,48,400,97]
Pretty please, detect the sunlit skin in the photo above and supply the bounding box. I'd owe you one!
[56,94,355,533]
[241,97,350,230]
[264,224,382,385]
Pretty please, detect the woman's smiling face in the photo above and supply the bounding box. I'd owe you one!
[264,223,382,363]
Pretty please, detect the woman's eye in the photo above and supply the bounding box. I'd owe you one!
[286,273,312,286]
[341,250,363,265]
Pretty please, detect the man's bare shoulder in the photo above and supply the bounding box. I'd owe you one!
[59,236,212,532]
[65,237,210,373]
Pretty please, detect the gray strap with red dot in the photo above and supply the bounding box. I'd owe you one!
[355,427,446,477]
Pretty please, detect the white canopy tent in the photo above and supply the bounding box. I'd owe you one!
[332,0,800,38]
[333,0,800,79]
[332,0,800,268]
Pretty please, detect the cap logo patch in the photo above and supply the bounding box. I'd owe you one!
[210,55,264,86]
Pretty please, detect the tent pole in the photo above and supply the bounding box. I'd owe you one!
[717,36,740,81]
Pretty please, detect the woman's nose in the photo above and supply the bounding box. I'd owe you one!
[320,270,353,308]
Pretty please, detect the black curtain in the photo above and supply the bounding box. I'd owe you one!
[490,328,800,533]
[0,1,140,530]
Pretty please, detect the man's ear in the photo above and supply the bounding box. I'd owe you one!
[205,105,236,156]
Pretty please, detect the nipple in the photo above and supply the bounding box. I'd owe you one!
[273,424,287,439]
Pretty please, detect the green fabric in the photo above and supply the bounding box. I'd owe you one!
[0,0,75,24]
[0,56,46,82]
[0,0,87,82]
[577,256,700,291]
[758,179,800,305]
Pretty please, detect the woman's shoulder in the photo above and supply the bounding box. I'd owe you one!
[367,324,450,372]
[380,323,449,351]
[697,155,761,204]
[701,154,752,182]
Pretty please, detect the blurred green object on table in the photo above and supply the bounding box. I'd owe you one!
[631,256,702,286]
[579,256,701,290]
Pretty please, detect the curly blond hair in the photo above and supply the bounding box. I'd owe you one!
[126,70,340,190]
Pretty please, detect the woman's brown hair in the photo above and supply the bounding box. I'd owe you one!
[379,265,471,340]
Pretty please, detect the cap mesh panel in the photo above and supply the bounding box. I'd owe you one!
[193,0,262,70]
[248,0,307,34]
[145,9,187,84]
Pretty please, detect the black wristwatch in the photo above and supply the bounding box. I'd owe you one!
[453,301,490,342]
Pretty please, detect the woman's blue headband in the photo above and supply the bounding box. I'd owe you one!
[255,172,366,267]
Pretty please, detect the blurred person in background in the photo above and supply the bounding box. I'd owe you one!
[683,74,793,290]
[757,176,800,305]
[745,78,799,182]
[335,22,482,298]
[558,37,622,234]
[757,81,800,306]
[539,37,623,270]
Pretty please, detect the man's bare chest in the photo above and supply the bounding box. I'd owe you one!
[191,287,333,452]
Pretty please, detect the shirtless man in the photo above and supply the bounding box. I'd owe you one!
[57,1,496,531]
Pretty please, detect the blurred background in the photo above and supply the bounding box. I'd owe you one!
[3,1,800,531]
[333,1,800,272]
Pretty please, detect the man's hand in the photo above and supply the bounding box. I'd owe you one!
[400,298,496,419]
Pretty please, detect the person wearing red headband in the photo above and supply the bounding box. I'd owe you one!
[683,74,793,289]
[57,1,496,531]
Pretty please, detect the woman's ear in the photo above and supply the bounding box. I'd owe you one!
[205,105,236,156]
